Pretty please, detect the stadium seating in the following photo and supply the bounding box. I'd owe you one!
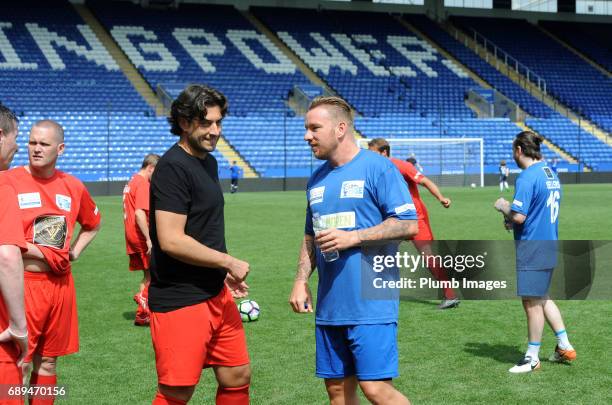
[539,21,612,73]
[404,14,611,171]
[11,113,231,181]
[354,115,561,173]
[451,16,612,133]
[252,7,475,118]
[1,2,609,179]
[0,0,149,114]
[526,114,612,170]
[88,0,311,116]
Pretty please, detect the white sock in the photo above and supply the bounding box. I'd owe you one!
[555,329,573,350]
[499,183,503,192]
[526,342,541,362]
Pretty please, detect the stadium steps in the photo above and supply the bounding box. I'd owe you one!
[443,21,612,146]
[73,3,165,116]
[395,17,529,120]
[216,137,259,178]
[536,24,611,80]
[514,122,582,168]
[240,10,335,106]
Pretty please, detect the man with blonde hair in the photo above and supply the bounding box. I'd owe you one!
[290,96,418,405]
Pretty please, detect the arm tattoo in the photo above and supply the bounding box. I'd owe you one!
[295,235,316,282]
[357,217,414,243]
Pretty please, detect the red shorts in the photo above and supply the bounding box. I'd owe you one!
[128,252,150,271]
[412,218,434,241]
[150,286,249,386]
[0,361,23,405]
[24,272,78,362]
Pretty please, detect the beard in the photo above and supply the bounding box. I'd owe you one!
[187,132,216,154]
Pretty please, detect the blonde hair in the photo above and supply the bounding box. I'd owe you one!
[308,96,353,127]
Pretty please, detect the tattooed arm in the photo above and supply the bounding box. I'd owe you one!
[315,217,418,253]
[289,234,316,313]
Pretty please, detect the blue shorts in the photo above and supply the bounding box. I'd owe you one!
[517,268,553,297]
[315,323,398,380]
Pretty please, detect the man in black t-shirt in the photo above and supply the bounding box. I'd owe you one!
[148,85,251,405]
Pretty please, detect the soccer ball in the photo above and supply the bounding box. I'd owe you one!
[238,299,260,322]
[470,183,476,188]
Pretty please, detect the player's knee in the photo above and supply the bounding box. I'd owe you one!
[37,357,57,375]
[217,364,251,388]
[158,384,195,402]
[359,381,394,404]
[324,380,345,402]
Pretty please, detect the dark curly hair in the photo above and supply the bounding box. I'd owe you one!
[168,85,228,136]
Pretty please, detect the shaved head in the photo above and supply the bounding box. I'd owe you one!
[32,120,64,143]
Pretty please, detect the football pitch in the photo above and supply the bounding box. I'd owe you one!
[62,184,611,404]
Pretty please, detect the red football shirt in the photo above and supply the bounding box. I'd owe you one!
[391,158,428,221]
[0,173,28,362]
[4,166,100,276]
[123,173,150,254]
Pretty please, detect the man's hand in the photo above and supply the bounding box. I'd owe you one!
[225,257,250,283]
[494,197,510,213]
[69,249,78,261]
[440,197,451,208]
[314,229,360,253]
[289,280,313,313]
[226,273,249,298]
[146,239,153,256]
[0,327,28,367]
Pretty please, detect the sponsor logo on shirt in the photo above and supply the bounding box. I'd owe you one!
[394,203,416,215]
[513,199,523,207]
[340,180,365,199]
[17,192,42,209]
[56,194,72,212]
[320,212,356,229]
[309,186,325,205]
[543,167,554,180]
[33,215,67,249]
[413,172,422,181]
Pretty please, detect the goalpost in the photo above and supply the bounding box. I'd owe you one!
[358,138,485,187]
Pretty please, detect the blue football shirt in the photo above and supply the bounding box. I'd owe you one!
[511,161,561,270]
[304,150,417,325]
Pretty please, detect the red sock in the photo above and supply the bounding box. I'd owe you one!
[28,373,57,405]
[216,384,249,405]
[152,391,187,405]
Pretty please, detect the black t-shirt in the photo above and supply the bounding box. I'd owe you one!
[148,143,227,312]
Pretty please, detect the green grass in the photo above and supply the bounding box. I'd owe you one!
[59,184,612,404]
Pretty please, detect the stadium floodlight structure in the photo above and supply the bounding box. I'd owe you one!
[358,137,484,187]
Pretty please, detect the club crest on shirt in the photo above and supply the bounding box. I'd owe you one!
[56,194,72,212]
[340,180,365,199]
[17,192,42,209]
[33,215,67,249]
[309,186,325,205]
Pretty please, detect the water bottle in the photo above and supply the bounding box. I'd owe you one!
[312,213,339,263]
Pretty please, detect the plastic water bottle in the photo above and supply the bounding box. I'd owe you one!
[312,213,339,262]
